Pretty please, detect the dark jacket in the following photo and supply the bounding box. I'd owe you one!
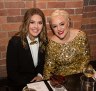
[6,36,45,86]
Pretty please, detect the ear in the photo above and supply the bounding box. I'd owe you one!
[68,22,69,27]
[68,18,71,27]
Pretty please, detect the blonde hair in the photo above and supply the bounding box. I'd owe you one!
[51,9,70,20]
[49,9,72,31]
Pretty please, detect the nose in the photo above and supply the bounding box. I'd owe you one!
[57,25,61,31]
[34,23,38,28]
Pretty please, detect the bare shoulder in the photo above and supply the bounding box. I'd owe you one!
[70,28,87,39]
[70,28,80,37]
[71,28,80,34]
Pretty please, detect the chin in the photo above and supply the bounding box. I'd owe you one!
[57,36,64,40]
[58,35,64,39]
[33,35,38,38]
[32,33,39,37]
[60,37,64,40]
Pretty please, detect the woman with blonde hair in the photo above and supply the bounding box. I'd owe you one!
[43,9,90,80]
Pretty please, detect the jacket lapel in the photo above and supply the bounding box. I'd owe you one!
[24,38,35,67]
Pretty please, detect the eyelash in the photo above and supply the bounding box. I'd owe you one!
[52,23,64,28]
[30,21,43,25]
[61,23,64,26]
[52,26,56,28]
[39,22,43,24]
[30,21,34,24]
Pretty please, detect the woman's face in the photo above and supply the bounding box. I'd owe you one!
[28,14,43,38]
[51,15,69,40]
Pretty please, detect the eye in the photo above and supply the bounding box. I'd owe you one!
[52,25,57,29]
[60,23,64,26]
[39,21,43,25]
[30,21,34,24]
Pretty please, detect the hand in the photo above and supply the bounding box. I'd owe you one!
[83,65,95,78]
[30,75,43,82]
[50,74,65,87]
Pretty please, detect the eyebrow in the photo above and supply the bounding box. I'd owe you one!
[30,20,43,22]
[52,21,65,25]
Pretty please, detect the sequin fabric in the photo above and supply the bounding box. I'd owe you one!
[43,31,90,80]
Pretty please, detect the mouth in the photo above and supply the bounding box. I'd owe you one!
[58,31,64,35]
[32,29,39,33]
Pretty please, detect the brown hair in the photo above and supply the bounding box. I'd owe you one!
[15,8,48,48]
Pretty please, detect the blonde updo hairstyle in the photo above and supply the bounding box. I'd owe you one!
[49,9,71,31]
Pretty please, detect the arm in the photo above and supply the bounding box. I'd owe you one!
[43,44,56,80]
[6,37,33,85]
[79,31,91,72]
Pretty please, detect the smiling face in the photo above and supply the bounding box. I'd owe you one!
[51,15,69,40]
[50,10,70,40]
[28,14,43,40]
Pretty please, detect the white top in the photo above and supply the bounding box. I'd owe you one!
[27,35,39,67]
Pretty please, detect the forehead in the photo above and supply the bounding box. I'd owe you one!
[30,14,42,20]
[51,15,68,23]
[51,10,69,17]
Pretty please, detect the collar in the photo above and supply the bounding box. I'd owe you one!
[27,35,39,45]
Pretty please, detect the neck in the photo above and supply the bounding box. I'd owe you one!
[28,34,35,41]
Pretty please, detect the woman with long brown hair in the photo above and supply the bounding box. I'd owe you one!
[6,8,48,88]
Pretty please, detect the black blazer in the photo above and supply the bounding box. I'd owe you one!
[6,36,45,86]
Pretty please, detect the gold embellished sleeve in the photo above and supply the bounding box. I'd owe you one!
[43,41,57,80]
[78,31,90,72]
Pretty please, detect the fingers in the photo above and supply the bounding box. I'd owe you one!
[30,77,37,82]
[30,76,43,82]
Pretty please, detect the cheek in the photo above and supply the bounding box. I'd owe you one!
[40,25,43,30]
[28,24,32,30]
[38,26,43,33]
[38,30,42,34]
[53,29,58,34]
[28,27,32,33]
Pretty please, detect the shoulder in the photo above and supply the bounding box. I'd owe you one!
[70,28,80,35]
[9,36,21,45]
[70,28,87,38]
[10,36,21,41]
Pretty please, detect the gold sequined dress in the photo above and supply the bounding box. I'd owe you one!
[43,31,90,80]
